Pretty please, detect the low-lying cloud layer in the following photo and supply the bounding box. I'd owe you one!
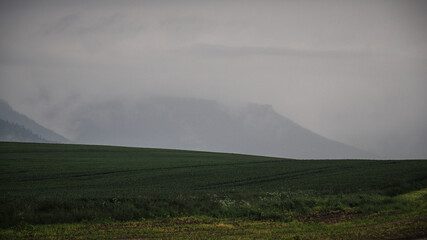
[1,0,426,158]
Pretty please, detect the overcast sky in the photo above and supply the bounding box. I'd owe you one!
[1,0,426,158]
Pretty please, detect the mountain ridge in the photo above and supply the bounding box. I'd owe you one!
[0,99,69,143]
[69,97,375,159]
[0,119,48,143]
[0,97,375,158]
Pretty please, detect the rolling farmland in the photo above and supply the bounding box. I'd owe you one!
[1,142,427,239]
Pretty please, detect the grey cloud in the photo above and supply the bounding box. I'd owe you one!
[160,16,206,31]
[44,14,80,35]
[188,44,375,59]
[44,13,144,36]
[1,0,426,159]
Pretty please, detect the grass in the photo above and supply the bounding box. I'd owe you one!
[2,210,426,239]
[0,141,426,239]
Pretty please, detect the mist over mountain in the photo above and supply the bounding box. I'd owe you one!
[0,99,68,143]
[1,1,426,160]
[68,97,374,159]
[0,119,47,143]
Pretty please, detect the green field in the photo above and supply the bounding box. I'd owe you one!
[1,142,427,239]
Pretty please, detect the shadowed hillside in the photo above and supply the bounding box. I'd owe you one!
[0,99,68,143]
[0,119,47,142]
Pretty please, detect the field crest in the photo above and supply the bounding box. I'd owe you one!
[1,142,426,239]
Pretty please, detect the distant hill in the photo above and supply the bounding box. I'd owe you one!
[70,97,375,159]
[0,99,69,143]
[0,119,47,143]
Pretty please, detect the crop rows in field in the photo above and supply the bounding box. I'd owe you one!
[1,142,427,199]
[1,141,427,229]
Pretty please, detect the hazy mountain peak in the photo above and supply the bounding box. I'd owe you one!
[0,99,69,143]
[69,97,375,159]
[0,119,47,143]
[0,99,12,111]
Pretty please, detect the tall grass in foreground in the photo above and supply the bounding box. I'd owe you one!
[1,142,426,227]
[1,191,422,227]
